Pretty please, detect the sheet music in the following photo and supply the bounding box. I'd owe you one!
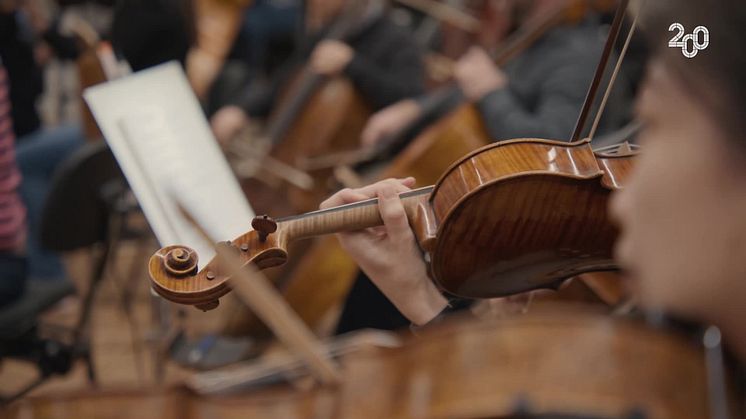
[84,61,254,263]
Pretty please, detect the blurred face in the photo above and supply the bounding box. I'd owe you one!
[610,60,746,324]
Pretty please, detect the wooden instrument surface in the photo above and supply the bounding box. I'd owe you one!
[426,138,633,297]
[377,103,490,183]
[7,306,722,419]
[272,76,372,212]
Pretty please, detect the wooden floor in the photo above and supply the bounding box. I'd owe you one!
[0,240,231,401]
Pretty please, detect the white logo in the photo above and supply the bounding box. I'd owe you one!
[669,23,710,58]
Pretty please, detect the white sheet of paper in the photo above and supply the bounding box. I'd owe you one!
[83,61,254,264]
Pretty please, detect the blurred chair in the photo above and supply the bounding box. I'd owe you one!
[0,141,150,405]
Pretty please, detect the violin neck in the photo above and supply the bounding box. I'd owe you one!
[278,186,434,241]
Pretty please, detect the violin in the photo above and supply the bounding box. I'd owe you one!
[150,0,635,311]
[10,305,734,419]
[149,138,636,310]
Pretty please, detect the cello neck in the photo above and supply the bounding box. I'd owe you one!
[277,186,434,241]
[488,1,571,66]
[377,1,576,154]
[264,0,381,145]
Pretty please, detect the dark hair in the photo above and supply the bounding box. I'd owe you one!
[640,0,746,142]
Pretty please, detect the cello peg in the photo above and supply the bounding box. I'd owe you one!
[252,215,277,242]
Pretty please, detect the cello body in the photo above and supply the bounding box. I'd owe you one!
[376,103,490,182]
[271,76,372,212]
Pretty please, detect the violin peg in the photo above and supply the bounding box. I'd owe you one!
[251,215,278,242]
[195,300,219,312]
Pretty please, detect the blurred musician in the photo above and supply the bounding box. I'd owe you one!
[210,0,425,145]
[323,0,746,370]
[361,0,631,147]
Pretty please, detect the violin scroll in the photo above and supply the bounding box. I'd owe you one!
[162,246,199,277]
[148,225,289,310]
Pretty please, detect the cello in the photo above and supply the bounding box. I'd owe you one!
[301,0,620,176]
[232,0,384,214]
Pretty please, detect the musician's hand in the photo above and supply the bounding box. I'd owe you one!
[454,47,508,101]
[210,105,249,146]
[360,99,422,147]
[321,178,449,325]
[310,40,355,76]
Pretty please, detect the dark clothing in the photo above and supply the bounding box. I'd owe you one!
[232,15,425,116]
[477,21,629,140]
[418,19,631,142]
[335,270,411,334]
[111,0,194,71]
[230,0,301,72]
[0,62,27,308]
[0,12,43,138]
[0,63,25,253]
[41,19,83,61]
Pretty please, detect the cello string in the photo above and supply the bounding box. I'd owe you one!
[588,11,640,141]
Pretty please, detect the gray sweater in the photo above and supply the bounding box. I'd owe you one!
[419,19,632,142]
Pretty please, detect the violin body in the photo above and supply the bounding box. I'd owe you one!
[149,138,635,309]
[9,306,730,419]
[418,137,634,297]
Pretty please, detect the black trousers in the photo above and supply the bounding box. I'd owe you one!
[334,270,410,334]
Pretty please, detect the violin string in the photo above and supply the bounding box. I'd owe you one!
[275,186,434,223]
[588,10,640,141]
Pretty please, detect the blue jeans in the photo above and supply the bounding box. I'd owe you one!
[16,124,84,280]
